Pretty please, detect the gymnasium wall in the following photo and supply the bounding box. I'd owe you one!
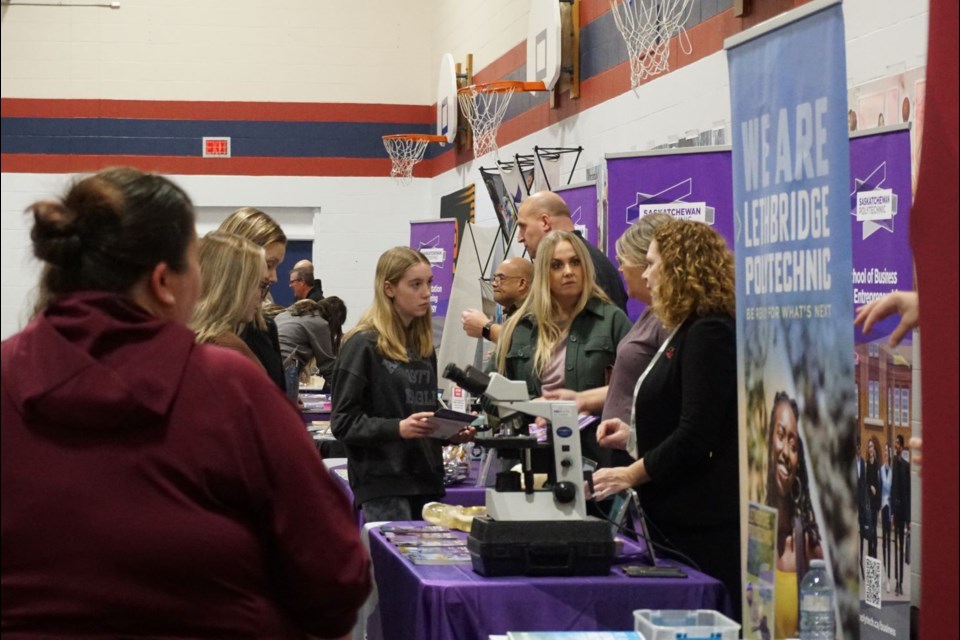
[0,0,929,338]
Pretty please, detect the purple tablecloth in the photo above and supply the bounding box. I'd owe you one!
[367,521,731,640]
[329,463,486,524]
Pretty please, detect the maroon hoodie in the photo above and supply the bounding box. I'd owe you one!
[1,292,370,639]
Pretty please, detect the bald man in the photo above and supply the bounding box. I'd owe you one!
[289,259,324,302]
[516,191,627,311]
[462,257,534,343]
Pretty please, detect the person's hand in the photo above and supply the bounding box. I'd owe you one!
[854,291,919,346]
[399,411,437,439]
[909,436,922,475]
[461,309,490,339]
[447,426,477,444]
[596,418,630,450]
[534,389,578,426]
[542,388,578,402]
[590,465,641,500]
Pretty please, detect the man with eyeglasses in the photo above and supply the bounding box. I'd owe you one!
[289,260,324,302]
[461,257,533,343]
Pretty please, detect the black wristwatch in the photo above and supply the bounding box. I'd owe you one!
[481,320,494,340]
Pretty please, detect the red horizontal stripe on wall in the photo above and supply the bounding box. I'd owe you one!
[0,154,394,177]
[581,0,612,26]
[472,42,527,86]
[0,99,431,124]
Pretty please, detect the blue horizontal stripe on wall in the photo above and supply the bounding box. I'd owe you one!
[1,117,437,159]
[579,0,734,80]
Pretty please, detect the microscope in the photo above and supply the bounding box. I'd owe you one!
[444,363,614,576]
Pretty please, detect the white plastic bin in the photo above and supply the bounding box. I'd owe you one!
[633,609,740,640]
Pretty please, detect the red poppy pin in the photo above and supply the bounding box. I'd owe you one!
[665,346,675,359]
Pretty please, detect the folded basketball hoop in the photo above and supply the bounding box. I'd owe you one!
[458,81,548,160]
[382,133,447,183]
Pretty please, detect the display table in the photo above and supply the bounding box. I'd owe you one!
[364,522,731,640]
[329,462,486,511]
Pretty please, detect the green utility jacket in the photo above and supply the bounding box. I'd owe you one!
[500,297,631,397]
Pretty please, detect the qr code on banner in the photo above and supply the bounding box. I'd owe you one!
[865,555,883,609]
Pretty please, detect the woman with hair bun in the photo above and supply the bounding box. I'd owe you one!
[1,168,370,638]
[591,218,742,619]
[190,231,269,368]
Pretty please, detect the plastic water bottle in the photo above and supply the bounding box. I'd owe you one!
[799,559,836,639]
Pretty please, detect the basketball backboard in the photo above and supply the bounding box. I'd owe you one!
[527,0,562,91]
[437,53,459,144]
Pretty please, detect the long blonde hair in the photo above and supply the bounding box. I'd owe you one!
[218,207,287,248]
[190,232,265,344]
[497,231,609,375]
[218,207,286,330]
[344,247,433,362]
[651,219,735,329]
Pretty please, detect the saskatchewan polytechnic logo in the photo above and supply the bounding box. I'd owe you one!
[626,178,715,225]
[571,206,588,242]
[418,236,446,266]
[850,162,898,240]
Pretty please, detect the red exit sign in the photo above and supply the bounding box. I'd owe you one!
[202,137,231,158]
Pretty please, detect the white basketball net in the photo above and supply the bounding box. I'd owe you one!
[458,85,516,159]
[383,136,430,184]
[609,0,694,88]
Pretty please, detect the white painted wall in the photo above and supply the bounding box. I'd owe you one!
[432,0,530,75]
[0,0,435,103]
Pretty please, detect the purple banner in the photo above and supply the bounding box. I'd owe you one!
[556,181,599,248]
[606,149,735,319]
[410,219,457,319]
[850,127,914,638]
[850,128,913,343]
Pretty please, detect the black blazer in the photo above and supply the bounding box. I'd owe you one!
[634,313,740,529]
[891,455,911,522]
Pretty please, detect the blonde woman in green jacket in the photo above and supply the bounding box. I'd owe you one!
[496,230,631,462]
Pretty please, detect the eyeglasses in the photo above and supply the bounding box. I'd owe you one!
[487,274,520,284]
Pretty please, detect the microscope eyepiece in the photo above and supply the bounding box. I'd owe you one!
[442,363,491,397]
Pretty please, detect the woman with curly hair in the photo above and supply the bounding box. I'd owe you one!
[766,392,823,638]
[591,218,741,619]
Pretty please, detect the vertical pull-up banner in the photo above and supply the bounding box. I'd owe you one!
[555,181,599,248]
[726,1,858,638]
[410,218,457,348]
[850,126,913,640]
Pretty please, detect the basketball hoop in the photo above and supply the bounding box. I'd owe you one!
[609,0,694,88]
[458,81,548,159]
[382,133,447,184]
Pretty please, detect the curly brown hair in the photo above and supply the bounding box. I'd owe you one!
[651,219,735,329]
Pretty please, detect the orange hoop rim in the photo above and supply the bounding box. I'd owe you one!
[457,80,549,94]
[382,133,448,143]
